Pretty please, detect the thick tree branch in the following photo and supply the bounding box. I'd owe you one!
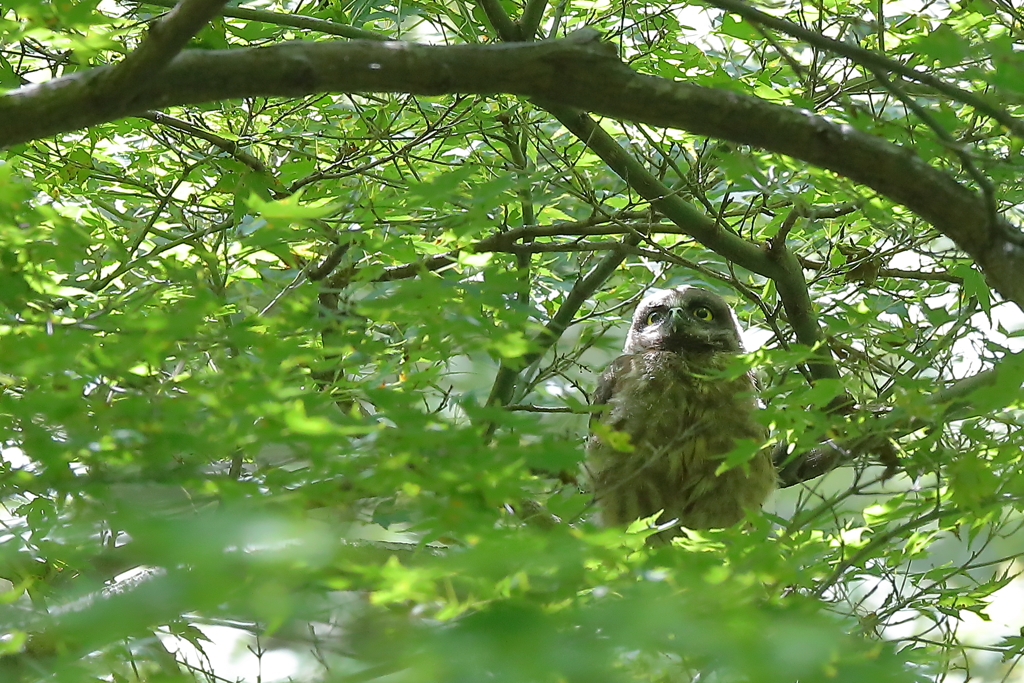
[769,243,836,381]
[478,0,522,41]
[105,0,230,110]
[519,0,550,39]
[3,33,1023,307]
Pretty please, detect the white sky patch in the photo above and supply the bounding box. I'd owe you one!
[673,3,716,35]
[159,624,311,683]
[742,326,775,351]
[1,446,30,470]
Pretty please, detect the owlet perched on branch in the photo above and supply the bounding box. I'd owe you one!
[585,286,776,535]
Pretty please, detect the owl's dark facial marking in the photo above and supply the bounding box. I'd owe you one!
[624,286,743,355]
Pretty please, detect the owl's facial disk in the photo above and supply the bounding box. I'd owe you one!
[624,287,743,355]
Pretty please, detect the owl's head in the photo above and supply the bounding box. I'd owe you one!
[623,286,744,355]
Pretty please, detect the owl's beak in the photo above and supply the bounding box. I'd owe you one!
[665,307,716,352]
[667,307,686,331]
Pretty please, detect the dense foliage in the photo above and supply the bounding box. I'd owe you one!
[1,0,1024,681]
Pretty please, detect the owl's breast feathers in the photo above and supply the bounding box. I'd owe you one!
[586,350,776,531]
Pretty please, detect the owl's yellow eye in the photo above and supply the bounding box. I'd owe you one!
[692,306,714,321]
[645,310,666,326]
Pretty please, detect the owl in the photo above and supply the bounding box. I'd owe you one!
[585,286,776,535]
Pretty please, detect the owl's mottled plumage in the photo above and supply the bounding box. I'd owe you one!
[585,286,776,534]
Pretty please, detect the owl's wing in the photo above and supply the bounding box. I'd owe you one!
[585,355,636,480]
[589,354,635,429]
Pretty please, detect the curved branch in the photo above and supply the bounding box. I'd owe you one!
[2,32,1022,306]
[138,110,268,173]
[104,0,230,111]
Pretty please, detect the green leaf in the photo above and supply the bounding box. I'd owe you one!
[910,25,969,66]
[719,13,760,40]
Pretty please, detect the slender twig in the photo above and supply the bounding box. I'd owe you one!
[701,0,1024,137]
[476,0,520,41]
[868,66,998,230]
[129,0,387,40]
[138,111,269,174]
[812,506,959,598]
[87,220,233,292]
[505,403,594,413]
